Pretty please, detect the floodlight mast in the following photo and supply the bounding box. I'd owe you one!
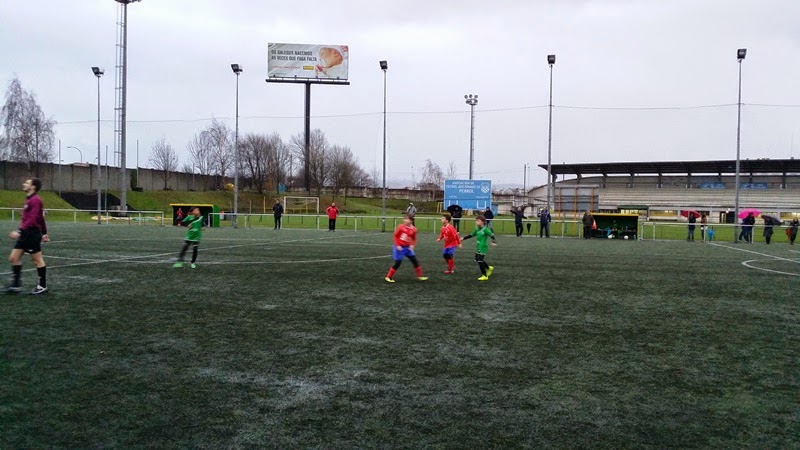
[733,48,746,242]
[464,94,478,180]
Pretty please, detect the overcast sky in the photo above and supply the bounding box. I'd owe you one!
[2,0,799,187]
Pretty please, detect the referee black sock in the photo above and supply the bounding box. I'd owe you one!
[37,266,46,288]
[12,265,21,286]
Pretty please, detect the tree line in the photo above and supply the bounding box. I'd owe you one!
[1,76,456,194]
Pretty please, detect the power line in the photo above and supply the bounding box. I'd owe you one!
[55,102,799,125]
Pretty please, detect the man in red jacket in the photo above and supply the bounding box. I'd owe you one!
[7,178,49,295]
[326,202,340,231]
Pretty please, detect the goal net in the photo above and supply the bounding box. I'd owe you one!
[283,196,320,215]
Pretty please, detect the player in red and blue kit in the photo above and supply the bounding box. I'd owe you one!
[437,213,461,274]
[385,214,428,283]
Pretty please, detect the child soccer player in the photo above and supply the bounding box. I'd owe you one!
[173,207,204,269]
[437,214,461,274]
[461,215,497,281]
[385,213,428,283]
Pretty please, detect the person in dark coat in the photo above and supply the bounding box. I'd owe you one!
[538,208,552,238]
[272,200,284,230]
[582,210,594,239]
[790,218,799,245]
[762,216,774,244]
[510,206,527,237]
[484,207,494,231]
[446,204,463,232]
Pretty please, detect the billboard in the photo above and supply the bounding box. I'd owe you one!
[444,179,492,210]
[267,43,349,80]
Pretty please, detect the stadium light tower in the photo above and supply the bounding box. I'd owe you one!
[733,48,746,243]
[546,54,556,211]
[465,94,478,179]
[92,66,104,225]
[114,0,141,215]
[380,60,388,232]
[231,63,242,229]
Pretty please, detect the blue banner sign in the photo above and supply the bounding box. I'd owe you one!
[741,183,767,190]
[444,179,492,210]
[700,182,726,189]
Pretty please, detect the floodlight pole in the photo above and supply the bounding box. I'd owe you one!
[115,0,140,215]
[231,63,242,229]
[465,94,478,180]
[93,67,104,224]
[733,49,746,243]
[547,54,556,211]
[380,60,388,232]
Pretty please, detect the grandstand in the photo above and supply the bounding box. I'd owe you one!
[529,158,800,222]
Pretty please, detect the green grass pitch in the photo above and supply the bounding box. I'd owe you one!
[1,222,797,448]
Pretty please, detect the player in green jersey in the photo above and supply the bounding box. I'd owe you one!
[461,215,497,281]
[173,207,204,269]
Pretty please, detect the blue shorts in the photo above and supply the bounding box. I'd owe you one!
[442,246,456,256]
[392,246,415,260]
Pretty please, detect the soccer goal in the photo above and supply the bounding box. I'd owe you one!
[283,196,320,215]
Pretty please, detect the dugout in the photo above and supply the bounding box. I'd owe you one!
[591,213,638,239]
[170,204,219,227]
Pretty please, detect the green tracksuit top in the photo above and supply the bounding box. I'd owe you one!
[182,215,204,241]
[469,226,495,254]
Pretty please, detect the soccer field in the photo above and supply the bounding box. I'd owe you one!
[1,222,798,448]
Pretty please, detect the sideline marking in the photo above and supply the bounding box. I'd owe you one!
[710,242,800,276]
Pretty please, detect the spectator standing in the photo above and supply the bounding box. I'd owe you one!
[326,202,340,231]
[789,218,799,245]
[582,211,594,239]
[539,208,552,238]
[272,200,284,230]
[700,213,708,241]
[510,206,527,237]
[484,206,494,231]
[687,213,696,241]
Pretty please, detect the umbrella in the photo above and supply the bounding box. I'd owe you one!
[738,208,761,219]
[680,210,700,218]
[762,215,782,226]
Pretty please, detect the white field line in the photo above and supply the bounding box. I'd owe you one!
[710,242,800,277]
[2,233,378,275]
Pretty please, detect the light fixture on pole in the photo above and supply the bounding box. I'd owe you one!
[379,60,388,232]
[231,63,242,229]
[92,67,104,225]
[546,54,556,211]
[67,146,83,163]
[733,48,746,242]
[464,94,478,179]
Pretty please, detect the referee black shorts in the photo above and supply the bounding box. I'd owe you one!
[14,229,43,254]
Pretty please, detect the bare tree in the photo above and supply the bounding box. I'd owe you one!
[446,161,458,180]
[420,159,444,190]
[1,76,56,166]
[186,130,215,190]
[205,119,233,182]
[290,129,329,195]
[369,166,380,189]
[149,136,179,190]
[327,145,366,201]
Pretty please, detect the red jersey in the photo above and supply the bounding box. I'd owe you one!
[393,224,417,247]
[326,206,339,219]
[21,193,47,234]
[438,223,460,248]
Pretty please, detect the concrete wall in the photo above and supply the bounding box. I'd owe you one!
[0,161,222,193]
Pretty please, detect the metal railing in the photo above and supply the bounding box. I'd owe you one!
[0,207,165,226]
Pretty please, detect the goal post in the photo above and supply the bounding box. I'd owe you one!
[283,196,320,215]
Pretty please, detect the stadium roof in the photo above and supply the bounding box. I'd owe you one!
[539,159,800,176]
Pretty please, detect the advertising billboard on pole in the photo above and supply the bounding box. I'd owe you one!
[444,179,492,211]
[267,43,349,80]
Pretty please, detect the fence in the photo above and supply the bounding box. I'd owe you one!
[207,213,796,243]
[0,207,166,226]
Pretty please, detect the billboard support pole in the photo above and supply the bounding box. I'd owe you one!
[304,81,311,194]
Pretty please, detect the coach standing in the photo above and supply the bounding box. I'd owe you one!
[6,178,49,295]
[326,202,340,231]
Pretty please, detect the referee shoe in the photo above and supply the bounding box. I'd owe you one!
[30,285,48,295]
